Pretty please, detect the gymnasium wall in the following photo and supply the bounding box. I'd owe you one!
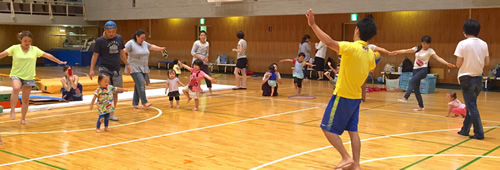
[109,8,499,84]
[0,25,98,65]
[84,0,500,21]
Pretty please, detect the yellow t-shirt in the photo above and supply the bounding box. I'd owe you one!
[334,40,376,99]
[6,45,44,80]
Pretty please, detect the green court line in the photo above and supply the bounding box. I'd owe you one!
[401,127,498,169]
[456,145,500,170]
[201,109,491,152]
[0,149,66,170]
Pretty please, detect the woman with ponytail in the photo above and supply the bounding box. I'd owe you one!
[391,36,455,111]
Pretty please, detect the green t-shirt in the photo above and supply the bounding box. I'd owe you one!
[6,45,44,80]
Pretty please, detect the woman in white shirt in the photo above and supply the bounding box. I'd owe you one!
[313,41,327,80]
[392,36,455,111]
[191,30,212,95]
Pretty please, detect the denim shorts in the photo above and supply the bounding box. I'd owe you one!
[10,76,36,86]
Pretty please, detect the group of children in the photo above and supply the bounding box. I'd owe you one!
[89,58,215,132]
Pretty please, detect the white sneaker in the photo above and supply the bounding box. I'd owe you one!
[110,115,119,121]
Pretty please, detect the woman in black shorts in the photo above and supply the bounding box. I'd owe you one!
[232,31,248,90]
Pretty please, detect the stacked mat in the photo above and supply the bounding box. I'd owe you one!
[399,72,437,94]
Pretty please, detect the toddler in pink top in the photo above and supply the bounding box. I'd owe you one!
[178,59,216,111]
[446,90,466,118]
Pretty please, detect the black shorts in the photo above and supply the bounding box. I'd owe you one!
[168,91,180,101]
[313,57,325,71]
[168,91,180,97]
[294,77,303,88]
[236,58,248,69]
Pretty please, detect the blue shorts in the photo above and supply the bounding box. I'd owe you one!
[320,95,361,135]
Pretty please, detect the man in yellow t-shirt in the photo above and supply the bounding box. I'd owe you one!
[306,9,377,170]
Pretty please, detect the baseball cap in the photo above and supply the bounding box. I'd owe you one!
[104,21,117,29]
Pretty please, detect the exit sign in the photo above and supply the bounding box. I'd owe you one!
[351,13,358,21]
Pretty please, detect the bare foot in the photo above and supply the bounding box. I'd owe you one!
[413,108,425,111]
[133,105,143,109]
[176,105,180,108]
[187,98,192,103]
[398,98,408,103]
[10,113,15,120]
[192,108,198,111]
[96,129,102,133]
[104,127,110,132]
[143,103,153,108]
[335,158,354,169]
[20,119,26,125]
[169,105,173,108]
[349,163,360,170]
[0,140,3,145]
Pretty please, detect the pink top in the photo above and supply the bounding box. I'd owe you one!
[448,99,466,109]
[189,69,206,92]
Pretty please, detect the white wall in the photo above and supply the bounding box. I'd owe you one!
[84,0,500,21]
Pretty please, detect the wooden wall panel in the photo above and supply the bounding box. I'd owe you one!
[104,8,499,84]
[0,25,99,65]
[369,9,469,84]
[0,25,60,65]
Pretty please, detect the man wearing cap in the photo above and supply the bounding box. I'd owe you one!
[89,20,130,121]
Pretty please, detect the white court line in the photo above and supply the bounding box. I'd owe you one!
[360,154,500,164]
[0,106,134,124]
[0,107,318,167]
[0,107,163,135]
[250,126,500,169]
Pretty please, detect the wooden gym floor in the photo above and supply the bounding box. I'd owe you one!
[0,66,499,169]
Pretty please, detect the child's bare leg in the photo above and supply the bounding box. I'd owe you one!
[322,130,354,169]
[348,131,361,170]
[270,87,275,97]
[294,83,299,95]
[183,89,191,103]
[298,87,302,95]
[0,136,3,145]
[193,99,199,111]
[169,100,173,108]
[176,100,180,108]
